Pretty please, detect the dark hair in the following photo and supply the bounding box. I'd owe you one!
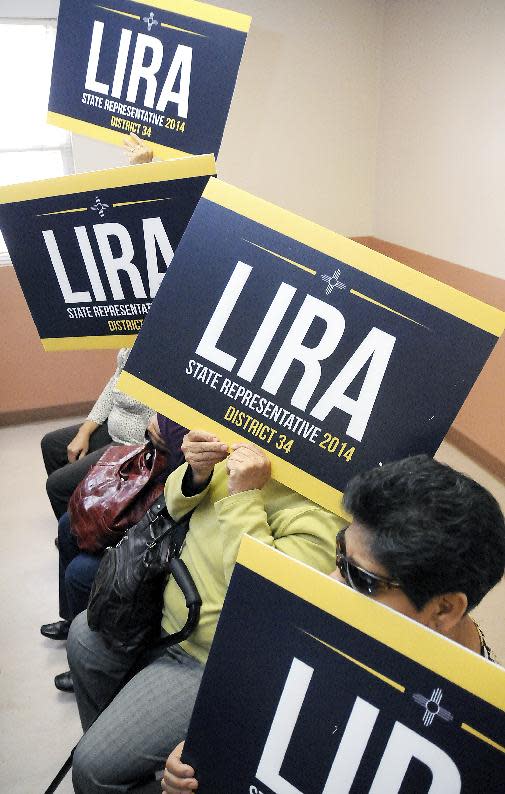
[343,455,505,611]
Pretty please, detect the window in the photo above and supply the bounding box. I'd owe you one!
[0,20,74,264]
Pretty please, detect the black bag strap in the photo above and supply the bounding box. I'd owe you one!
[43,501,199,794]
[157,557,202,648]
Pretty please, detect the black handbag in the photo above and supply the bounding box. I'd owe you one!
[87,495,200,654]
[44,496,201,794]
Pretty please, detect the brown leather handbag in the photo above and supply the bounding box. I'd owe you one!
[68,442,169,552]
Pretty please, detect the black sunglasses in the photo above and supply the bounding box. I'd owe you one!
[336,527,402,596]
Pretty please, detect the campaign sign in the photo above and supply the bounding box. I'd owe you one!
[48,0,251,159]
[118,179,505,512]
[0,155,215,350]
[183,536,505,793]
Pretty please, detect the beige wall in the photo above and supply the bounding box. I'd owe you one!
[0,267,116,421]
[375,0,505,278]
[356,236,505,478]
[71,0,385,236]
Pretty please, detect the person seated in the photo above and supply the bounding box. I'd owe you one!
[160,454,505,793]
[41,416,187,693]
[41,134,155,523]
[41,347,154,521]
[66,429,342,794]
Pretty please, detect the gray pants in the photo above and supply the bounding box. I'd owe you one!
[67,611,204,794]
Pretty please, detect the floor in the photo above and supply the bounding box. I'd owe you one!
[0,418,504,793]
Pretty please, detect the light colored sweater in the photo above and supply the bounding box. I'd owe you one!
[162,461,345,665]
[87,348,153,444]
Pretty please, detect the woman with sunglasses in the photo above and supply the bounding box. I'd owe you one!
[331,454,505,658]
[161,454,505,792]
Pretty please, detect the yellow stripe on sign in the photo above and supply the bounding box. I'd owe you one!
[350,289,429,329]
[42,335,137,351]
[461,723,505,755]
[236,536,505,712]
[116,370,348,516]
[160,22,206,37]
[37,207,88,217]
[203,179,505,337]
[133,0,251,32]
[112,198,172,208]
[302,630,405,692]
[96,5,140,20]
[243,240,317,276]
[0,135,215,203]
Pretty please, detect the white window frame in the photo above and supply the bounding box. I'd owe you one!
[0,16,75,265]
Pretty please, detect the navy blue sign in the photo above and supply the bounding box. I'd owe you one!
[119,179,504,510]
[0,157,215,349]
[183,538,505,793]
[48,0,250,158]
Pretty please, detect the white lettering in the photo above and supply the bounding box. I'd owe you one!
[141,217,174,297]
[237,283,297,381]
[156,44,192,117]
[93,222,146,300]
[74,226,107,301]
[85,21,109,95]
[311,327,396,441]
[111,28,132,98]
[42,230,91,304]
[84,22,192,115]
[261,296,345,410]
[369,723,461,793]
[195,261,252,371]
[126,33,164,108]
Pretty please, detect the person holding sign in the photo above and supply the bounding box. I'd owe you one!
[122,132,155,164]
[160,454,505,793]
[67,429,341,794]
[41,348,154,521]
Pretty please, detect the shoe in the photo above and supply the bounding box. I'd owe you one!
[54,670,74,693]
[40,619,70,640]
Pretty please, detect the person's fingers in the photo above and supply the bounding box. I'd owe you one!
[231,441,265,457]
[188,454,227,467]
[77,449,86,460]
[162,772,198,792]
[148,426,163,444]
[129,132,143,145]
[228,445,265,464]
[184,429,221,443]
[187,442,228,455]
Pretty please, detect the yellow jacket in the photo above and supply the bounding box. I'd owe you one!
[162,461,344,665]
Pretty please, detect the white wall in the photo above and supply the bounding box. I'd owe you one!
[0,0,59,17]
[68,0,385,236]
[9,0,504,276]
[215,0,384,235]
[375,0,505,277]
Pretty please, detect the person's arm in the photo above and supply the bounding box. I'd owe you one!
[164,430,228,520]
[146,415,169,451]
[156,415,188,469]
[161,741,197,792]
[69,348,129,462]
[66,419,100,462]
[87,349,125,427]
[215,442,342,584]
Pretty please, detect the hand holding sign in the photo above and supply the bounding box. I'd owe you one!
[227,443,271,495]
[181,429,228,488]
[161,741,197,793]
[122,133,153,165]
